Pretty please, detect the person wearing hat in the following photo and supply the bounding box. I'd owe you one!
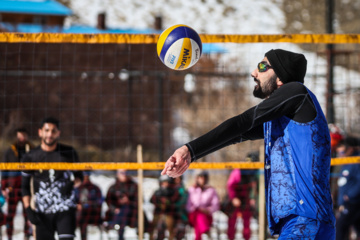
[162,49,336,239]
[149,175,179,240]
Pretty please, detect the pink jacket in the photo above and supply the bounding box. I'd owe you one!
[227,169,241,200]
[186,185,220,214]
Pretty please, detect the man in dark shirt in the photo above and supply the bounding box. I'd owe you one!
[162,49,335,239]
[1,128,33,240]
[21,117,83,240]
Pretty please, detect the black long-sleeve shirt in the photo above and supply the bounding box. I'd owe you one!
[186,82,317,162]
[21,143,83,213]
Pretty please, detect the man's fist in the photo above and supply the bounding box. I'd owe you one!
[25,207,41,225]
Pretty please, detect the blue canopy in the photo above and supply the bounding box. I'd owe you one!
[0,0,72,16]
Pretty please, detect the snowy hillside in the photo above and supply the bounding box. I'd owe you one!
[66,0,285,34]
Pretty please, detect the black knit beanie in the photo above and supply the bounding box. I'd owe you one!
[265,49,307,84]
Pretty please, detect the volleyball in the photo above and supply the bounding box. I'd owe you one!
[157,24,202,71]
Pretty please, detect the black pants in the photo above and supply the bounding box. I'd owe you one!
[336,202,360,240]
[36,208,76,240]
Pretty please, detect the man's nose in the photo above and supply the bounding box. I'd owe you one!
[251,68,258,78]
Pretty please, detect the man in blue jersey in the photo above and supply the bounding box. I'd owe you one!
[162,49,336,239]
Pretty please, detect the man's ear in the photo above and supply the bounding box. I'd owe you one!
[276,78,284,88]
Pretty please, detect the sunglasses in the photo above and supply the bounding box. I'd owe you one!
[257,62,273,72]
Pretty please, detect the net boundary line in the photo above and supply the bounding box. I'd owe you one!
[0,157,358,170]
[1,33,360,44]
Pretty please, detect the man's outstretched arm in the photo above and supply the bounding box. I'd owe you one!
[161,83,312,177]
[161,127,262,178]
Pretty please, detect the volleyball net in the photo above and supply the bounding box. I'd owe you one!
[0,33,360,239]
[1,32,360,164]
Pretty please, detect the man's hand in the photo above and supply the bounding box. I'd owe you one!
[161,145,191,178]
[25,207,41,225]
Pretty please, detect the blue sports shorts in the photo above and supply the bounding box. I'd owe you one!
[278,215,335,240]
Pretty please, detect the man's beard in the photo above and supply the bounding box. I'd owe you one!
[42,137,58,147]
[253,74,278,99]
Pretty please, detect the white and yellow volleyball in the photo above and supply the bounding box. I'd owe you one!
[157,24,202,71]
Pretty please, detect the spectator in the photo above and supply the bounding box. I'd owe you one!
[75,171,103,240]
[21,117,83,240]
[173,176,188,240]
[186,171,219,240]
[335,136,360,240]
[224,169,257,240]
[1,128,33,240]
[329,124,345,210]
[329,124,345,156]
[104,169,138,240]
[149,175,179,240]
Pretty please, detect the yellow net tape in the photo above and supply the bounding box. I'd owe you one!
[1,33,360,44]
[0,157,358,170]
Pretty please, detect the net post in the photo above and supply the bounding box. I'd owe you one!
[137,144,144,240]
[258,145,266,240]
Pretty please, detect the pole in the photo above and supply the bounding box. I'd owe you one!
[258,145,266,240]
[326,0,335,123]
[137,145,144,240]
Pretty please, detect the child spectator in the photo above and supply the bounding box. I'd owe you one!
[173,176,188,240]
[149,175,179,240]
[186,171,219,240]
[224,169,257,240]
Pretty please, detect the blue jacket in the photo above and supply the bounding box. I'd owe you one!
[264,86,335,235]
[337,154,360,206]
